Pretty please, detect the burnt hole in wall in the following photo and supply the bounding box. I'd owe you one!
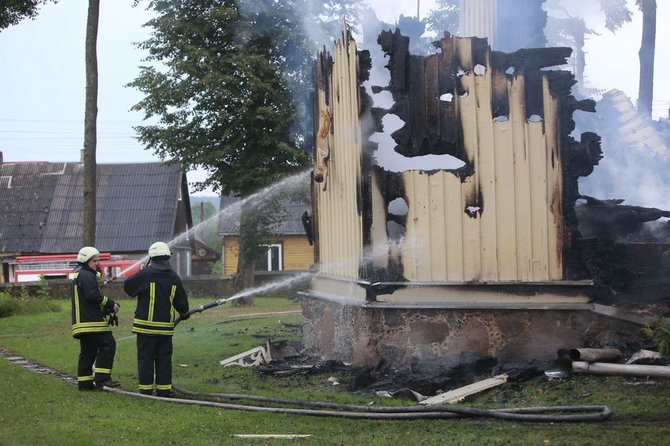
[440,93,454,102]
[465,205,482,218]
[387,197,408,242]
[388,197,408,216]
[455,74,468,98]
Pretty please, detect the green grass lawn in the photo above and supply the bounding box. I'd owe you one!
[1,296,669,445]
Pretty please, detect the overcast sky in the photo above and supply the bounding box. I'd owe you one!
[0,0,667,196]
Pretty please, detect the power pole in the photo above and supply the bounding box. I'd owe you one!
[83,0,99,246]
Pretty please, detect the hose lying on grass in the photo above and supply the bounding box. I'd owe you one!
[0,349,612,422]
[103,385,612,422]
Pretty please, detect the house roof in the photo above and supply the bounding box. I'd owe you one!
[0,161,191,255]
[218,195,310,236]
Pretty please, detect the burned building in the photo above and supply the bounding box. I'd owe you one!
[299,28,669,370]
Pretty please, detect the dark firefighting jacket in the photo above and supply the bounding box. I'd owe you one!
[71,264,116,338]
[124,259,189,336]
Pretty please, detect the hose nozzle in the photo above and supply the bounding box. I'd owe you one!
[175,298,229,326]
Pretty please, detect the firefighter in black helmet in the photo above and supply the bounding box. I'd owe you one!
[123,242,189,397]
[71,246,121,390]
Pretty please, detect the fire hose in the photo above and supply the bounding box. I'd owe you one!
[165,300,610,422]
[106,386,612,422]
[174,297,229,326]
[98,270,230,326]
[0,348,611,423]
[89,284,613,422]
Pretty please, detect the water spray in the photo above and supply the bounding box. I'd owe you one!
[174,272,312,326]
[106,169,312,283]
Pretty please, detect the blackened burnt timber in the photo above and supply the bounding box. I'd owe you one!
[304,28,669,371]
[372,30,600,283]
[576,196,670,304]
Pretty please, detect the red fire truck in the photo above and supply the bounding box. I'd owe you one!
[13,253,142,283]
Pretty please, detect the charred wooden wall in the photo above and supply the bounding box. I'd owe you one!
[370,31,595,284]
[311,30,598,294]
[312,31,364,279]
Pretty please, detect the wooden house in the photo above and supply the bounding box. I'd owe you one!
[218,196,313,276]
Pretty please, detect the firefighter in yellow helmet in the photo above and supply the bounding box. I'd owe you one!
[123,242,189,397]
[70,246,121,390]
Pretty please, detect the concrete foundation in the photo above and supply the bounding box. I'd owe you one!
[300,296,642,368]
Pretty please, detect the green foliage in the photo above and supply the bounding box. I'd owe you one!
[0,0,58,30]
[0,291,18,317]
[642,320,670,355]
[130,0,359,287]
[37,276,51,300]
[190,199,222,251]
[130,0,363,196]
[130,0,364,195]
[210,259,222,275]
[0,291,60,318]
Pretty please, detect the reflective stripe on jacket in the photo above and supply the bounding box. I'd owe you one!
[71,266,115,338]
[124,261,189,337]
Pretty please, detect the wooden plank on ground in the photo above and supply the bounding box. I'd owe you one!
[419,374,508,406]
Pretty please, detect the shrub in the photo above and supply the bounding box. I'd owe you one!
[0,290,61,318]
[0,291,20,317]
[642,320,670,356]
[37,276,51,299]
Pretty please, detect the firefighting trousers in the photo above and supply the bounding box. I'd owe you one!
[78,331,116,388]
[136,334,173,392]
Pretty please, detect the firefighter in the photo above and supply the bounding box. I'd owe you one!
[123,242,189,397]
[71,246,121,390]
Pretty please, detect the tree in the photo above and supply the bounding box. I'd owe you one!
[0,0,58,30]
[130,0,362,301]
[596,0,656,116]
[636,0,656,117]
[424,0,459,36]
[82,0,99,246]
[598,0,633,31]
[190,199,222,251]
[545,0,656,117]
[545,13,595,86]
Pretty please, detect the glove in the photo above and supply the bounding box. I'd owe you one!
[107,313,119,326]
[179,312,190,321]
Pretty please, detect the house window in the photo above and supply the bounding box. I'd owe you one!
[255,244,283,271]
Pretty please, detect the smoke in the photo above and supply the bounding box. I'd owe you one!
[576,90,670,212]
[544,0,605,26]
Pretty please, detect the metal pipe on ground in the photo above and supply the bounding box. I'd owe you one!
[568,348,622,363]
[572,361,670,378]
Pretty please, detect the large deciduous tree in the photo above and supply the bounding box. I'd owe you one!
[130,0,361,300]
[0,0,57,30]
